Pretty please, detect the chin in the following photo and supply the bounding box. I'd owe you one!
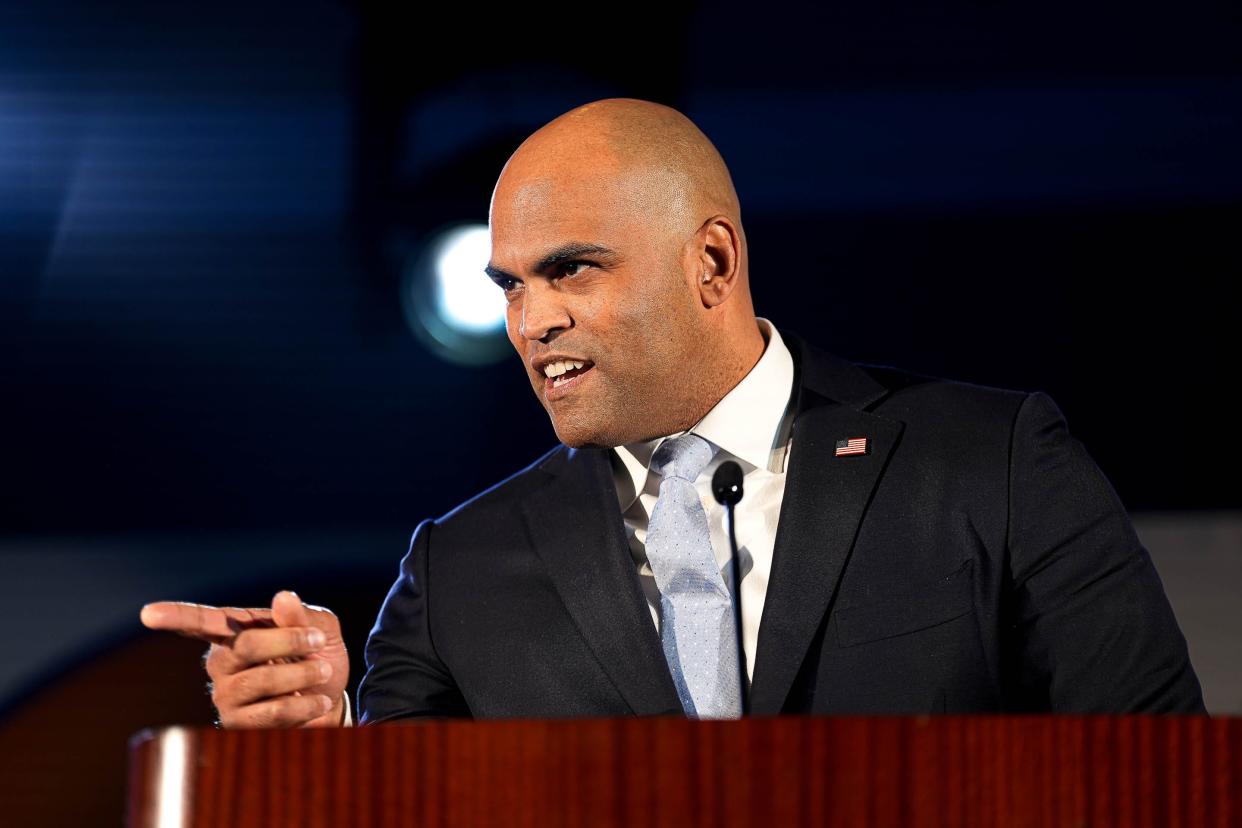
[552,426,613,450]
[549,414,622,450]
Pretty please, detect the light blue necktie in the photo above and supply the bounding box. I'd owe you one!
[645,432,742,719]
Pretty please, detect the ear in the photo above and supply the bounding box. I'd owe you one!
[692,215,742,308]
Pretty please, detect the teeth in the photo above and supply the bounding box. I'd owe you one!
[542,359,586,378]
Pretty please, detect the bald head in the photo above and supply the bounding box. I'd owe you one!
[492,98,743,257]
[487,98,764,448]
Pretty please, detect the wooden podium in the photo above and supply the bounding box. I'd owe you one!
[129,715,1241,827]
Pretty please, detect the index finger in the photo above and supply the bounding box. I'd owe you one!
[140,601,274,642]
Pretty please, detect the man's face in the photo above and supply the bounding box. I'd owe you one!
[487,159,707,448]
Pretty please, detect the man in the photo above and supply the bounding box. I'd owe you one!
[140,98,1206,726]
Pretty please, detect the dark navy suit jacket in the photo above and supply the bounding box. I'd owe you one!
[357,333,1205,720]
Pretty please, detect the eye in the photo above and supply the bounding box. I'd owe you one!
[491,275,520,295]
[556,261,590,279]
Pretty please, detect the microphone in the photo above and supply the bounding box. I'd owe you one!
[712,460,748,714]
[711,460,743,508]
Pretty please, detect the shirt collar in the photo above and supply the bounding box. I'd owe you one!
[610,317,796,512]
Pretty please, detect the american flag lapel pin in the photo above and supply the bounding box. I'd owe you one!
[835,437,870,457]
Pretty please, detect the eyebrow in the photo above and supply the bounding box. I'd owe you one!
[485,242,620,283]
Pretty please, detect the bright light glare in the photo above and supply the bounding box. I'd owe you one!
[434,225,505,334]
[156,727,190,828]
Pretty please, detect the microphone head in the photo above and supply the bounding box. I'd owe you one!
[711,460,744,506]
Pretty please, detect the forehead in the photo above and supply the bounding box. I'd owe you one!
[489,160,679,269]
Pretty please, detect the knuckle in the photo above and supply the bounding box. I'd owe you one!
[232,631,259,662]
[290,628,310,652]
[248,705,276,729]
[270,696,304,727]
[212,688,241,727]
[212,676,239,708]
[304,659,326,683]
[204,645,229,678]
[231,669,261,700]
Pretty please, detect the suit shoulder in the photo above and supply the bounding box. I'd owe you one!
[855,361,1038,427]
[433,443,563,527]
[784,331,1040,424]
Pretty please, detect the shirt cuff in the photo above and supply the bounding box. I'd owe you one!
[341,690,353,727]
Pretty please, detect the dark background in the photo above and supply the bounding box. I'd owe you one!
[1,1,1239,823]
[4,1,1240,535]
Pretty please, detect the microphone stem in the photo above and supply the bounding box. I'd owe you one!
[726,503,749,714]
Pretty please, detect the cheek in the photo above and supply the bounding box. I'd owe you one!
[624,274,693,337]
[601,291,684,388]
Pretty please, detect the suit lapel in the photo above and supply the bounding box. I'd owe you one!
[748,334,905,714]
[520,445,683,715]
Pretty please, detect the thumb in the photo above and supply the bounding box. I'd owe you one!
[271,590,311,629]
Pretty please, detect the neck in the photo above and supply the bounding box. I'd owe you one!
[667,317,767,439]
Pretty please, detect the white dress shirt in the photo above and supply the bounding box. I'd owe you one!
[609,317,796,687]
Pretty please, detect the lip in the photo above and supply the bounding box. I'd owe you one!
[542,363,595,402]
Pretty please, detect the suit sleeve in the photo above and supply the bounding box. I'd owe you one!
[356,518,472,722]
[1006,391,1206,712]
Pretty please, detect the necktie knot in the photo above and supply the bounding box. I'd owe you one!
[650,432,715,483]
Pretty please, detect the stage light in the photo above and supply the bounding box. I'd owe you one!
[401,223,511,365]
[434,225,504,333]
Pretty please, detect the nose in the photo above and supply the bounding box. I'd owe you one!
[517,280,572,343]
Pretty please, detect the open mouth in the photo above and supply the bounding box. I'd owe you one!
[541,359,595,393]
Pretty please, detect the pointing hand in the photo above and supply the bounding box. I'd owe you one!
[140,591,349,728]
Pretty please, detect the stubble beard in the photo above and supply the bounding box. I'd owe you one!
[542,370,633,449]
[546,364,714,450]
